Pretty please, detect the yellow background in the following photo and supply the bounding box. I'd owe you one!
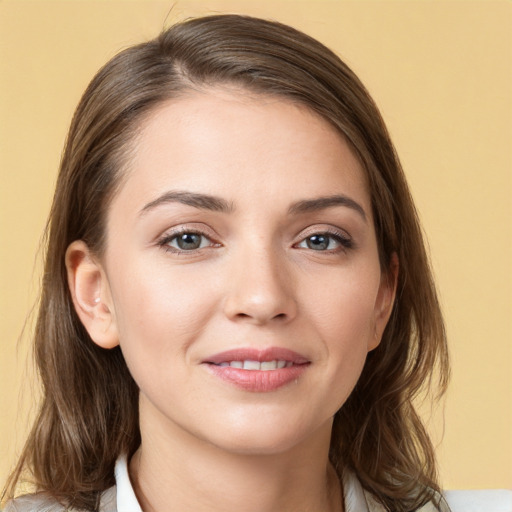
[1,0,510,491]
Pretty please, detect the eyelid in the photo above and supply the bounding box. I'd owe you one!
[156,222,219,240]
[296,224,352,241]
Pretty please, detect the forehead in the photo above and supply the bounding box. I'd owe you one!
[111,88,371,218]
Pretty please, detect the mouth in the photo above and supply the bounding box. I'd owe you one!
[204,347,309,367]
[215,359,294,370]
[202,348,310,392]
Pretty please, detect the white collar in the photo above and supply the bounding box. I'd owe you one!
[115,455,143,512]
[114,456,371,512]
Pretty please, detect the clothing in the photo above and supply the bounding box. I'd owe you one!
[5,455,447,512]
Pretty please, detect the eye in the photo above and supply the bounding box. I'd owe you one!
[159,231,215,252]
[296,232,352,252]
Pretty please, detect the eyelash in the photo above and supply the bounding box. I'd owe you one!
[294,229,354,253]
[157,228,219,254]
[157,227,353,254]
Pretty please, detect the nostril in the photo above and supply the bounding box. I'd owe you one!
[223,287,297,324]
[232,311,288,323]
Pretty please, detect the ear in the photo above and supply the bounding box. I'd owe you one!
[65,240,119,349]
[368,252,399,351]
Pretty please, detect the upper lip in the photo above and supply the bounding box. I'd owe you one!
[203,347,310,365]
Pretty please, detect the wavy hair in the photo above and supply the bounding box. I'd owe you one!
[4,14,449,511]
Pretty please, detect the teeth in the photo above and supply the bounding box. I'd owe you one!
[260,360,277,371]
[217,360,291,370]
[243,360,260,370]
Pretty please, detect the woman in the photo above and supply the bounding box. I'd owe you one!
[4,14,450,512]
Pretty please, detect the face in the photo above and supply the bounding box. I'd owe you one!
[69,88,396,456]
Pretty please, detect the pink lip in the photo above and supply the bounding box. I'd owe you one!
[204,347,309,365]
[203,347,310,392]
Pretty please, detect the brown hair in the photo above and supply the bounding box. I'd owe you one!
[4,14,449,511]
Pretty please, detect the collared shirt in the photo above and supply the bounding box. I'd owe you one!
[5,456,446,511]
[108,456,443,512]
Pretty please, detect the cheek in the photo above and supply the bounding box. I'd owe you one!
[302,265,380,399]
[108,261,222,364]
[305,265,379,345]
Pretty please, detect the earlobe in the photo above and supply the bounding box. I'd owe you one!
[369,252,399,351]
[65,240,119,349]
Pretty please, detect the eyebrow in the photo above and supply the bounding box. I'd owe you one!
[140,190,366,222]
[140,191,234,215]
[288,194,367,222]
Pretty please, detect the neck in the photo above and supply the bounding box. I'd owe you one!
[129,397,343,512]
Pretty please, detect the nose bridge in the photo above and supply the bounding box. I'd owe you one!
[223,237,296,324]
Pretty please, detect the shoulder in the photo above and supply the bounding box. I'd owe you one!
[3,494,67,512]
[343,469,445,512]
[98,486,117,512]
[363,488,451,512]
[3,486,117,512]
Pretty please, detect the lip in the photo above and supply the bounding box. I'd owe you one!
[204,347,309,365]
[202,347,310,392]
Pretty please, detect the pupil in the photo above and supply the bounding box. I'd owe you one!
[177,233,201,250]
[307,235,328,250]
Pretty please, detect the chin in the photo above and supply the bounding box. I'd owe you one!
[210,431,307,456]
[199,414,333,457]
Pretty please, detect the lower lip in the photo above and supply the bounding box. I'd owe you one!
[205,364,309,392]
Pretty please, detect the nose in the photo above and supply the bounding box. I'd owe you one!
[222,246,297,325]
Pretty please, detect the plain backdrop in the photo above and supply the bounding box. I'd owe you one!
[0,0,510,490]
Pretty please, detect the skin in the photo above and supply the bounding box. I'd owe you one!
[66,88,397,512]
